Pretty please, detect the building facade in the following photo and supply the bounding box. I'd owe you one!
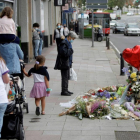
[1,0,62,62]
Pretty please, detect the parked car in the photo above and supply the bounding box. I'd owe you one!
[124,23,140,36]
[127,12,134,16]
[110,20,118,29]
[113,23,125,34]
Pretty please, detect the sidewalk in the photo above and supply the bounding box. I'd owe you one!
[24,39,138,140]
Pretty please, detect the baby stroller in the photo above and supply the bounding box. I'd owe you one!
[11,61,29,113]
[1,75,25,140]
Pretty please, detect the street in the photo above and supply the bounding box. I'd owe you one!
[110,15,140,53]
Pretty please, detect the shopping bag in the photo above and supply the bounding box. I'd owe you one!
[69,68,77,81]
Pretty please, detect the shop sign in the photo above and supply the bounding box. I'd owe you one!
[54,0,65,6]
[62,4,69,11]
[68,0,72,3]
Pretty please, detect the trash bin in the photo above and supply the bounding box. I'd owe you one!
[84,28,92,38]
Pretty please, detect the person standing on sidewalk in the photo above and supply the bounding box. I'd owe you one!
[33,23,43,55]
[64,24,69,38]
[69,19,75,31]
[32,28,40,59]
[53,23,65,51]
[23,55,50,115]
[0,57,10,138]
[54,31,77,96]
[75,20,79,35]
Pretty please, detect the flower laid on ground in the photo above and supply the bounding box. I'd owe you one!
[131,82,140,94]
[122,67,130,76]
[130,72,136,79]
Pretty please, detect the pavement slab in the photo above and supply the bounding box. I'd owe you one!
[23,39,134,140]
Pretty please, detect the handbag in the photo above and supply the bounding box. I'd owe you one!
[69,68,77,81]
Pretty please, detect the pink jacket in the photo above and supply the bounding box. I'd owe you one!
[0,16,16,35]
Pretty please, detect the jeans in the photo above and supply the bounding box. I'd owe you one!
[38,39,43,55]
[0,103,7,138]
[33,40,40,57]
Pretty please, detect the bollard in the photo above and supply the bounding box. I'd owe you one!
[106,37,110,50]
[106,37,107,47]
[120,53,125,76]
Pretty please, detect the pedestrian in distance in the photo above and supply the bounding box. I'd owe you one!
[63,24,69,38]
[32,27,40,59]
[53,23,65,51]
[54,31,78,96]
[22,55,51,115]
[69,19,75,31]
[33,23,43,56]
[0,6,20,44]
[0,57,10,139]
[75,20,79,35]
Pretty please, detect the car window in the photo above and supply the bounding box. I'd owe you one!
[128,24,138,28]
[117,23,125,27]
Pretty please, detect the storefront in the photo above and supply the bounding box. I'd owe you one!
[0,0,14,12]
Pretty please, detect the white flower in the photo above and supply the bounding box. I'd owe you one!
[136,82,139,86]
[89,115,94,118]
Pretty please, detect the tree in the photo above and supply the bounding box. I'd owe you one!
[135,0,140,7]
[117,0,126,10]
[108,0,117,10]
[108,0,126,10]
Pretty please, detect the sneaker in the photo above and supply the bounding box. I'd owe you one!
[36,107,40,116]
[68,91,73,94]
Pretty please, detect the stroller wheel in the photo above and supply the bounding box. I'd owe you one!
[26,103,29,113]
[19,124,25,140]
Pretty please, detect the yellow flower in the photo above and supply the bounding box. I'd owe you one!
[130,73,136,79]
[114,97,117,100]
[110,97,113,100]
[128,70,131,73]
[133,78,137,82]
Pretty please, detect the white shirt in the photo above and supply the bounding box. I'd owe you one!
[64,27,69,36]
[0,16,16,35]
[0,60,9,103]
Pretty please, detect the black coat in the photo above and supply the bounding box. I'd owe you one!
[54,39,73,70]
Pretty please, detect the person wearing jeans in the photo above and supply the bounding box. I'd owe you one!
[32,28,40,58]
[0,57,10,138]
[38,39,43,55]
[33,23,43,55]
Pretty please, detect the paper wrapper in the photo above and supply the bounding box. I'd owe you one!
[128,112,140,120]
[86,102,94,116]
[59,105,76,116]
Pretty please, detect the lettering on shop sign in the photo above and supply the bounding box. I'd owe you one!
[58,0,62,5]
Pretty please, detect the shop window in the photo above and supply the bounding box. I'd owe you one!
[0,2,4,13]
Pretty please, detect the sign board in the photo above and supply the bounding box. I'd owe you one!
[63,7,73,13]
[86,5,107,9]
[62,4,69,10]
[68,0,72,3]
[54,0,65,6]
[4,0,14,2]
[86,0,107,4]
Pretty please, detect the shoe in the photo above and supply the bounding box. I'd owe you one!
[68,91,73,94]
[36,107,40,116]
[61,92,71,96]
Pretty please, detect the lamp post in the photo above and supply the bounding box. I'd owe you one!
[129,5,131,12]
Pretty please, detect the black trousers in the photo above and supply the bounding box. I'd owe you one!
[56,38,62,52]
[61,69,70,92]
